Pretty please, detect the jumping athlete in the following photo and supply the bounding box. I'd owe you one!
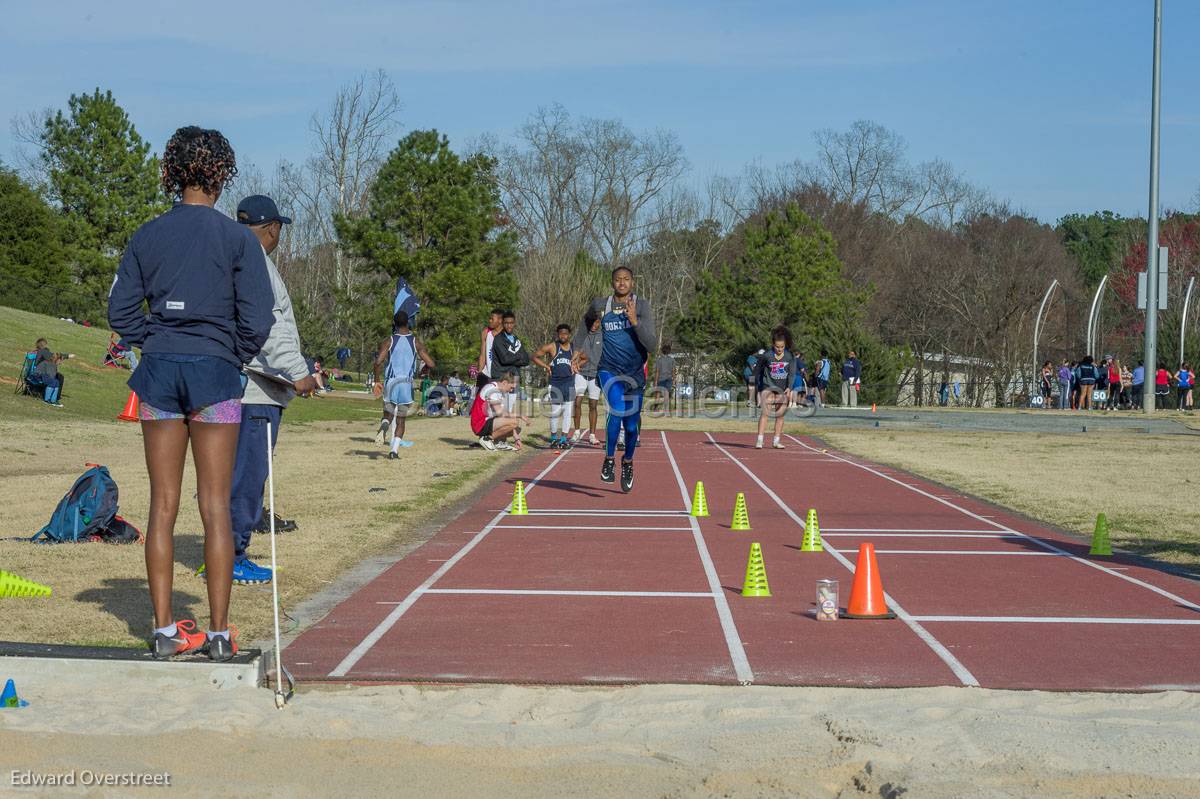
[373,310,435,458]
[755,325,796,449]
[584,266,656,492]
[533,324,587,449]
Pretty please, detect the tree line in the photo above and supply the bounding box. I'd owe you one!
[3,75,1193,404]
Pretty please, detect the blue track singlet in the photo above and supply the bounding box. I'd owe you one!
[384,333,417,405]
[598,295,648,387]
[549,343,576,404]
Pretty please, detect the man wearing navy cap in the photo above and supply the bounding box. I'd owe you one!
[221,195,316,584]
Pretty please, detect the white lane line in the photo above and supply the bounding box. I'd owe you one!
[522,510,689,516]
[912,615,1200,625]
[872,550,1059,556]
[420,589,715,598]
[786,434,1200,613]
[823,533,1022,539]
[703,432,978,687]
[824,528,1001,534]
[328,452,572,677]
[661,431,754,685]
[495,524,693,531]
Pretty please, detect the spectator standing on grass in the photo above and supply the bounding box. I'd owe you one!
[1154,362,1172,408]
[744,352,761,408]
[1175,363,1194,410]
[1068,360,1080,409]
[1131,360,1145,409]
[223,195,318,586]
[1106,357,1122,410]
[532,323,585,449]
[491,310,530,412]
[572,311,604,445]
[1039,361,1053,406]
[792,353,809,407]
[654,343,676,414]
[1057,360,1072,410]
[814,351,832,407]
[840,350,861,407]
[1119,362,1133,408]
[1076,355,1098,411]
[477,308,503,386]
[108,126,275,662]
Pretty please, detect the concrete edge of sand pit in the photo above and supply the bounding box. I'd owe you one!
[0,641,264,691]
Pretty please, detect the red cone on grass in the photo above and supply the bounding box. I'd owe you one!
[117,391,139,422]
[843,543,896,619]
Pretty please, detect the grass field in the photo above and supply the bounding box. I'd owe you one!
[820,427,1200,572]
[2,305,1197,650]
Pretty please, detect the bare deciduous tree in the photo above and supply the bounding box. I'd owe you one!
[279,69,401,297]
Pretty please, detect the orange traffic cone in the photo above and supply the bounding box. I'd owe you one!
[117,390,140,422]
[871,403,877,413]
[844,543,896,619]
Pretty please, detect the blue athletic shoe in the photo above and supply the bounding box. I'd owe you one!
[232,557,272,585]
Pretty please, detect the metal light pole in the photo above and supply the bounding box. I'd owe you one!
[1033,278,1059,379]
[1181,275,1195,366]
[1143,0,1163,413]
[1086,275,1108,357]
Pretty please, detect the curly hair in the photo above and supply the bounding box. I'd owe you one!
[770,325,794,352]
[160,126,238,198]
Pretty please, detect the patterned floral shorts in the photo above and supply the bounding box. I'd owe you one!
[139,397,242,424]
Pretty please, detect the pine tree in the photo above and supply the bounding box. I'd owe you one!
[41,89,166,317]
[676,203,901,400]
[336,130,518,366]
[0,166,73,315]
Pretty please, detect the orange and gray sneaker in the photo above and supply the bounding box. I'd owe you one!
[206,625,239,662]
[151,619,206,659]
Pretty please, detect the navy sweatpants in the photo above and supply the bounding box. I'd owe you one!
[230,403,281,559]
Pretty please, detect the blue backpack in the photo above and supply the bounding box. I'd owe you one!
[31,465,120,543]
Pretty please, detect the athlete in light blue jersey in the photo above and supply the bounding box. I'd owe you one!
[583,266,657,492]
[372,309,434,458]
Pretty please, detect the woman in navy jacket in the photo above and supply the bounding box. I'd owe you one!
[109,126,274,662]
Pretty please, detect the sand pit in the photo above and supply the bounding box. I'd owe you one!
[1,678,1198,798]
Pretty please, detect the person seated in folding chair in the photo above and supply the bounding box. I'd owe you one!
[30,338,74,407]
[16,351,40,397]
[103,332,140,370]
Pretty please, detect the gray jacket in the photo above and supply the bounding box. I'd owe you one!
[571,327,604,379]
[242,249,309,407]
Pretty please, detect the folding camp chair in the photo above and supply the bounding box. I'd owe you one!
[16,352,42,397]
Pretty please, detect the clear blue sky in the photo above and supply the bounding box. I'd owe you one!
[2,0,1198,223]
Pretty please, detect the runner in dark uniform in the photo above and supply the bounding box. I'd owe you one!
[583,267,656,492]
[533,324,586,449]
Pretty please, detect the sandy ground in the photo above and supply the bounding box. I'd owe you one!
[2,679,1199,798]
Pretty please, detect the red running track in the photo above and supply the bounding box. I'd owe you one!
[285,431,1200,690]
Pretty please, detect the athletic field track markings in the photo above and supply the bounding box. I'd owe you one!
[703,432,980,688]
[785,434,1200,613]
[328,449,573,677]
[661,431,754,685]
